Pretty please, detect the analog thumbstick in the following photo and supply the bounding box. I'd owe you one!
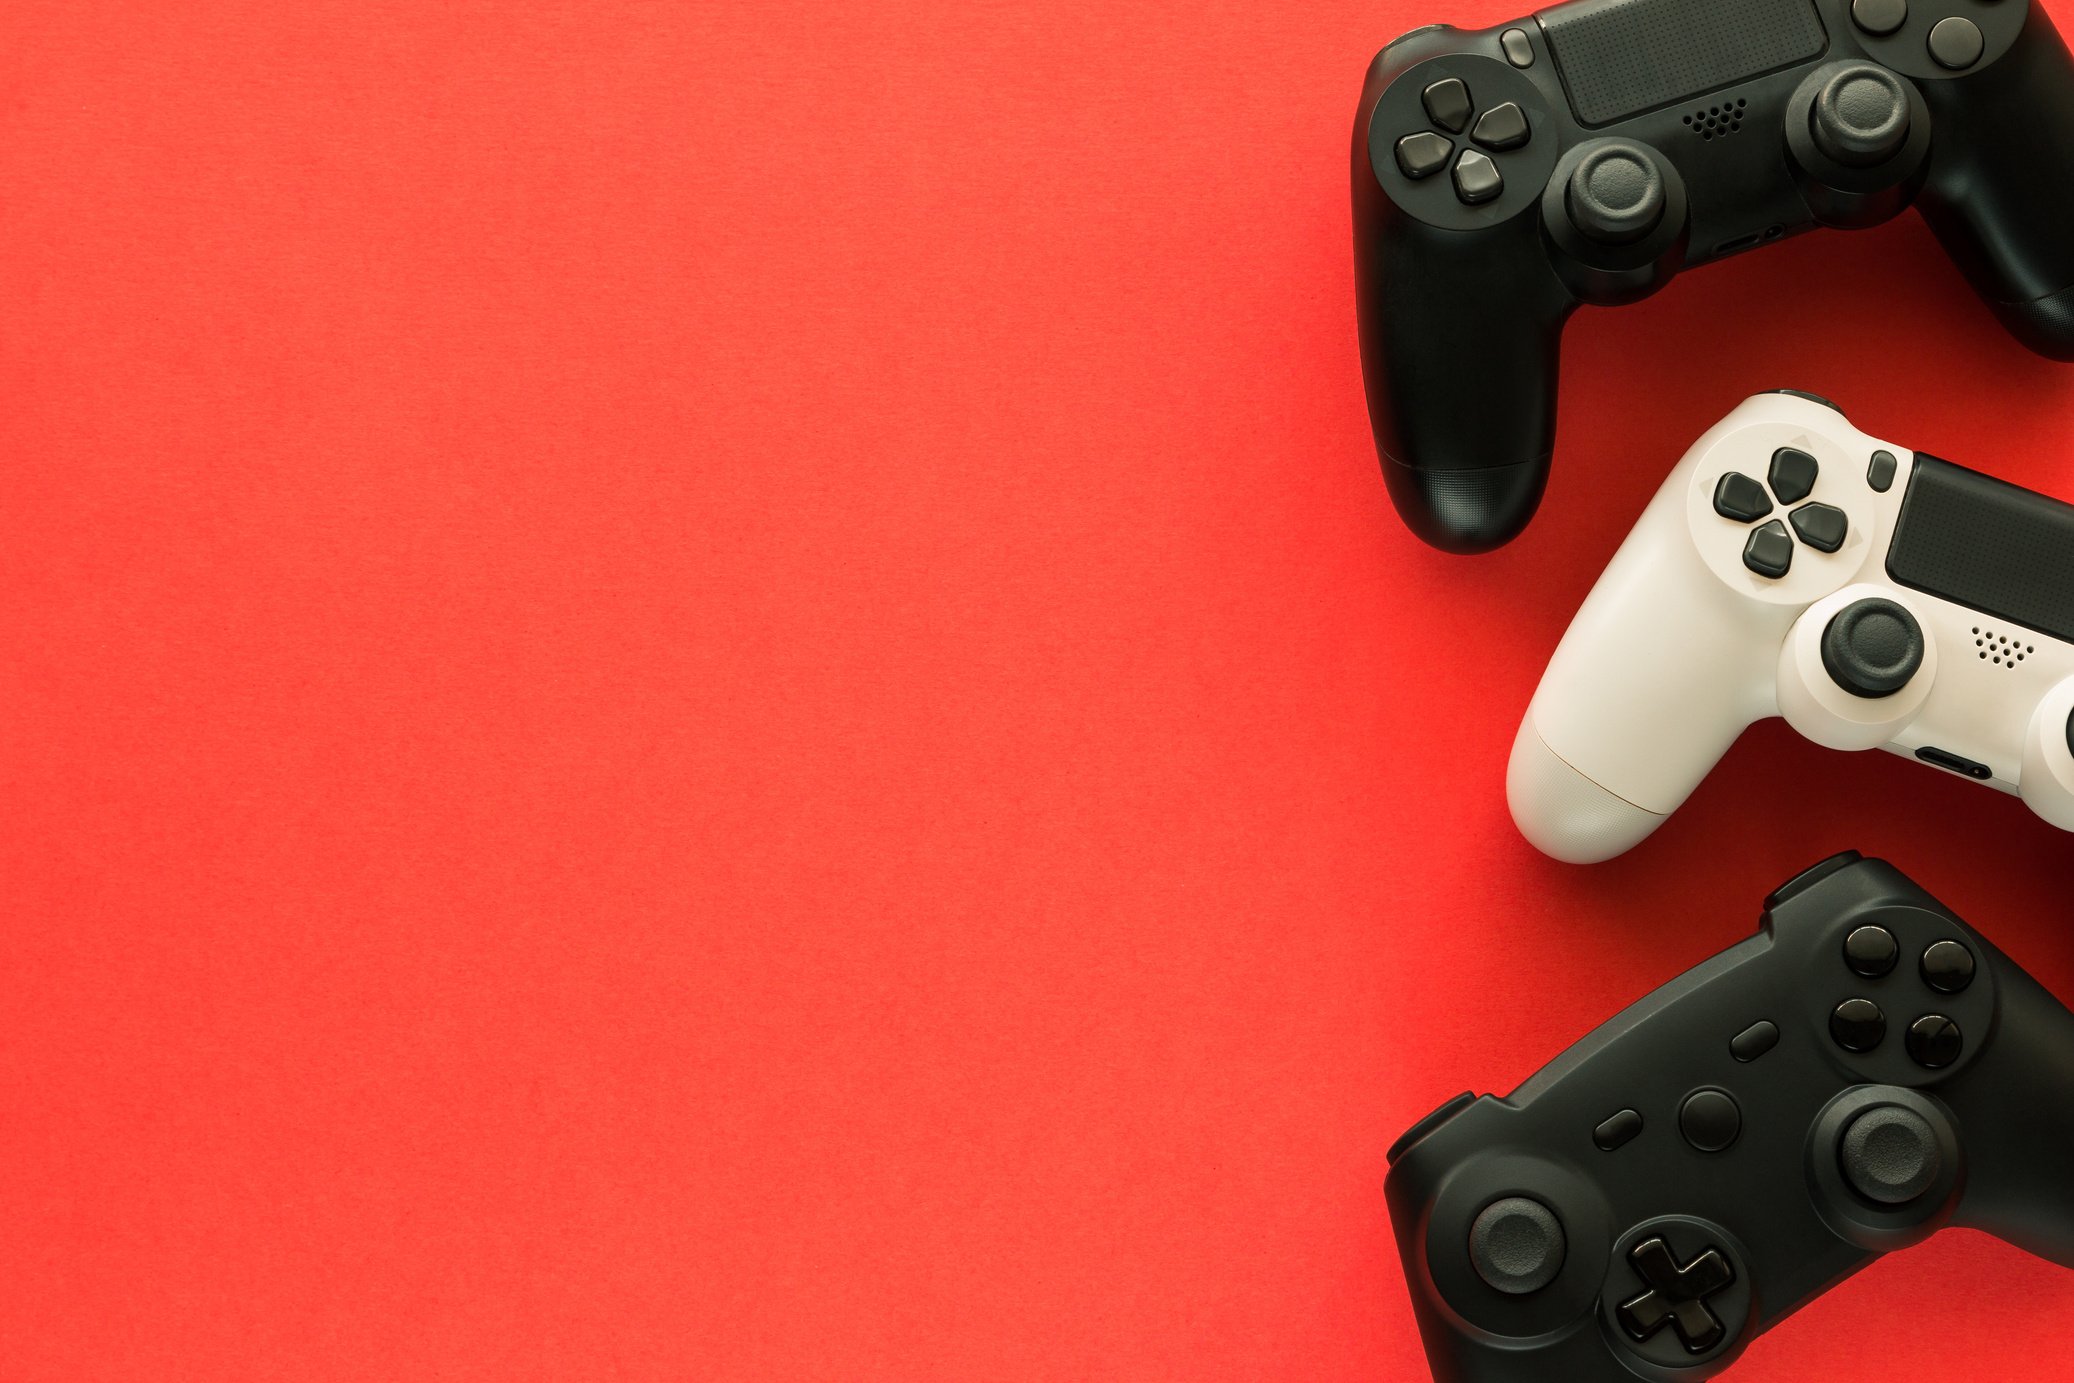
[1565,141,1666,245]
[1822,597,1924,699]
[1811,65,1912,167]
[1840,1106,1942,1205]
[1468,1197,1566,1295]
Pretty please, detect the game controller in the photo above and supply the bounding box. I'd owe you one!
[1509,391,2074,864]
[1386,852,2074,1381]
[1353,0,2074,552]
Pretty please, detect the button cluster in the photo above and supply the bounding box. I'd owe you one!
[1829,926,1975,1068]
[1851,0,1988,70]
[1711,447,1850,579]
[1392,78,1537,205]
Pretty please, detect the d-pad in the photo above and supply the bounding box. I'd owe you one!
[1617,1237,1737,1353]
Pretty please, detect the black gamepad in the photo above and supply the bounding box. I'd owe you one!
[1353,0,2074,553]
[1385,852,2074,1380]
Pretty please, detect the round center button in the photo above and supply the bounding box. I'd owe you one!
[1907,1014,1964,1069]
[1832,998,1888,1053]
[1921,940,1976,994]
[1469,1197,1566,1295]
[1679,1089,1742,1153]
[1566,141,1666,245]
[1840,1105,1943,1205]
[1844,925,1899,978]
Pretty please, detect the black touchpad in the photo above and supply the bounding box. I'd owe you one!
[1540,0,1829,125]
[1888,456,2074,645]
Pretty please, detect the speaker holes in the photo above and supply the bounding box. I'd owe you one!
[1683,97,1748,142]
[1973,628,2034,667]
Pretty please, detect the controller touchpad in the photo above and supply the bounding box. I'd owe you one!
[1539,0,1828,125]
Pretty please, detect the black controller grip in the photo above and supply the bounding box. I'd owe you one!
[1915,5,2074,357]
[1351,185,1575,553]
[1947,940,2074,1265]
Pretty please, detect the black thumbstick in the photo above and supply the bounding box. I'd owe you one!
[1811,65,1912,167]
[1468,1197,1566,1295]
[1840,1106,1943,1205]
[2064,706,2074,759]
[1565,141,1666,245]
[1822,597,1924,698]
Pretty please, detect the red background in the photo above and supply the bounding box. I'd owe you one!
[5,0,2074,1377]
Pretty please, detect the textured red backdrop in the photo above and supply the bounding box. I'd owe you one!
[6,0,2074,1378]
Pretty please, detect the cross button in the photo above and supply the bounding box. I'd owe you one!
[1617,1237,1737,1353]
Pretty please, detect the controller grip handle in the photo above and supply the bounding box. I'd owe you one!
[1353,190,1575,553]
[1947,942,2074,1266]
[1916,7,2074,358]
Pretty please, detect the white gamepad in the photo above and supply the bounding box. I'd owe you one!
[1511,391,2074,863]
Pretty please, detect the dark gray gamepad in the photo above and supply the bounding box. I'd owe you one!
[1385,853,2074,1380]
[1353,0,2074,552]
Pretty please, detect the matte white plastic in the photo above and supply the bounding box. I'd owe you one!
[1511,392,2074,861]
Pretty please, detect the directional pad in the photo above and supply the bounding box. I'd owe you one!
[1769,447,1819,504]
[1454,150,1503,205]
[1618,1238,1737,1354]
[1713,472,1773,523]
[1472,102,1530,151]
[1744,520,1794,579]
[1423,78,1473,133]
[1791,502,1849,552]
[1395,132,1454,179]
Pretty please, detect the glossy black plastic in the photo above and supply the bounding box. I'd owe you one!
[1384,854,2074,1381]
[1355,0,2074,552]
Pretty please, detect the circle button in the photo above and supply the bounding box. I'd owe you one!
[1469,1197,1566,1295]
[1907,1014,1964,1069]
[1832,998,1888,1053]
[1840,1105,1943,1204]
[1679,1089,1742,1153]
[1922,940,1976,994]
[1844,925,1899,978]
[1929,16,1986,70]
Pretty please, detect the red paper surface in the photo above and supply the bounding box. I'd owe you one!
[5,1,2074,1378]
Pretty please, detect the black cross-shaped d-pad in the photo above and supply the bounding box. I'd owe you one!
[1617,1237,1736,1353]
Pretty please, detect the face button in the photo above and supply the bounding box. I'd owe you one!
[1907,1014,1964,1068]
[1790,502,1848,553]
[1730,1021,1779,1063]
[1921,940,1976,994]
[1595,1108,1645,1151]
[1565,141,1666,245]
[1472,102,1530,152]
[1832,998,1887,1053]
[1929,16,1986,70]
[1852,0,1908,35]
[1769,447,1819,504]
[1424,77,1473,133]
[1469,1197,1566,1295]
[1811,65,1912,168]
[1821,597,1925,698]
[1502,28,1535,67]
[1388,1091,1476,1163]
[1841,1105,1943,1204]
[1679,1089,1741,1153]
[1395,132,1455,180]
[1743,520,1795,579]
[1617,1238,1737,1352]
[1713,472,1773,523]
[1454,150,1504,205]
[1869,450,1899,493]
[1844,925,1899,978]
